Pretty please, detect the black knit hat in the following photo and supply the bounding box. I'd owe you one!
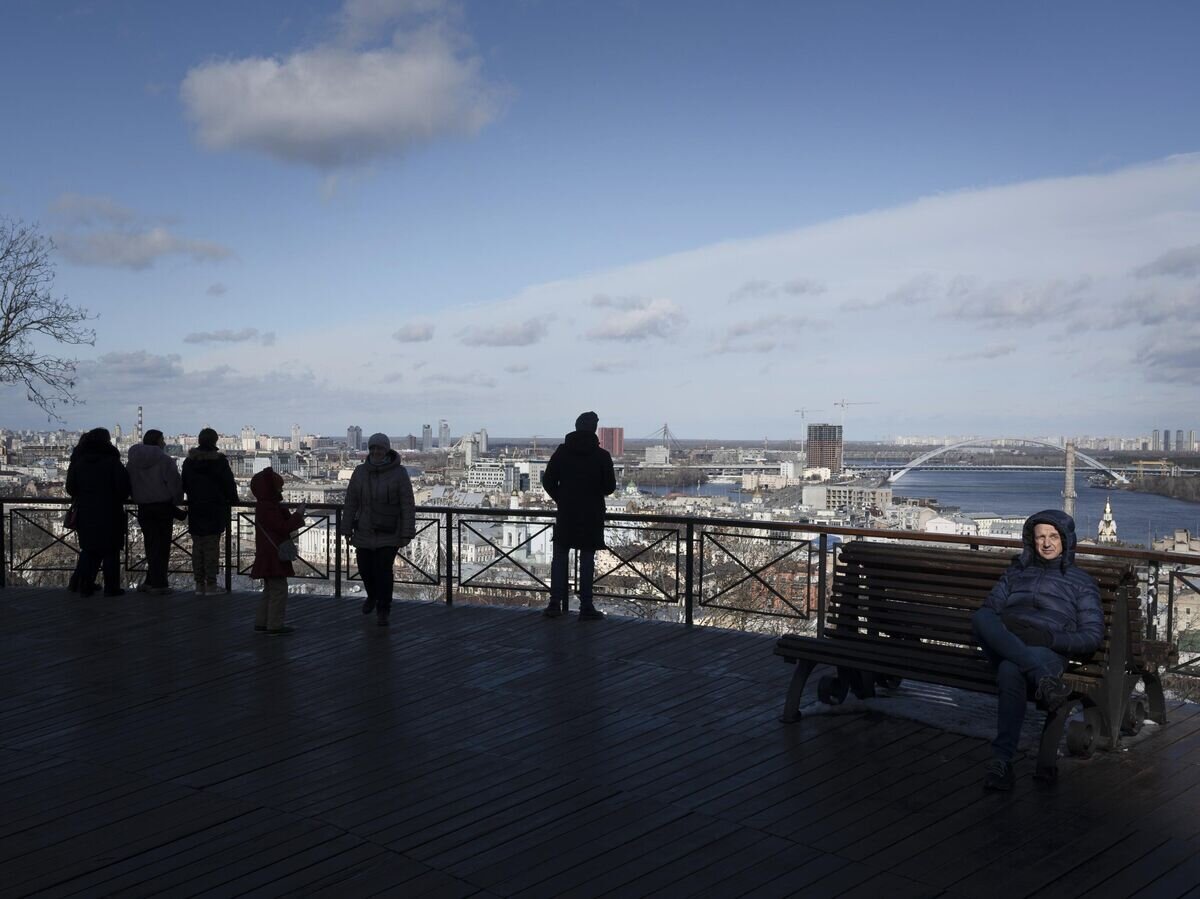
[575,411,599,433]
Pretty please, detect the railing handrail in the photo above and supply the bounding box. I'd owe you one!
[5,495,1199,567]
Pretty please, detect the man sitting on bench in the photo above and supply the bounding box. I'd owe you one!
[971,510,1103,791]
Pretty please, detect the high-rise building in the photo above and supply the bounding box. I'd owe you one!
[347,425,362,451]
[807,423,844,472]
[1152,430,1161,452]
[599,427,625,457]
[291,424,301,451]
[421,424,433,452]
[1176,430,1185,453]
[478,428,488,454]
[240,425,257,452]
[438,419,450,448]
[1164,428,1172,452]
[1190,430,1197,452]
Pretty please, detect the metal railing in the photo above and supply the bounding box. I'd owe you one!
[4,497,1200,647]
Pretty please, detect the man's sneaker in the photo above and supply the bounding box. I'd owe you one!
[578,605,605,621]
[1036,675,1072,712]
[983,759,1014,791]
[148,586,174,596]
[542,603,563,619]
[194,583,207,595]
[362,596,377,615]
[136,582,151,594]
[266,626,295,636]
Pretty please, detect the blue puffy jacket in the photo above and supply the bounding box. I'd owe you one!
[982,509,1103,656]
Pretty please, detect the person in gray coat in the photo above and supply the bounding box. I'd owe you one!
[342,433,416,627]
[126,429,184,595]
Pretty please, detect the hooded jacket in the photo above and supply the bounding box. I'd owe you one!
[249,468,304,578]
[182,448,238,536]
[65,437,131,552]
[342,449,416,550]
[982,509,1103,656]
[126,443,184,506]
[541,430,617,550]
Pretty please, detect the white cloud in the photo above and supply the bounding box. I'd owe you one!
[458,318,546,346]
[180,1,502,169]
[206,282,229,296]
[587,297,685,341]
[184,328,275,346]
[729,277,826,302]
[393,321,435,342]
[947,344,1016,361]
[1135,244,1200,279]
[503,363,528,373]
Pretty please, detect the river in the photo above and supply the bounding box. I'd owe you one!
[640,471,1200,547]
[892,470,1200,548]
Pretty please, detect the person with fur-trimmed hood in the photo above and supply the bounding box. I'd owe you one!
[540,411,617,621]
[250,467,305,635]
[182,428,238,594]
[972,509,1102,791]
[342,433,416,627]
[126,429,184,595]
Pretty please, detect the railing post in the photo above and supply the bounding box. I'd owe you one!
[0,501,6,589]
[445,510,454,606]
[1165,566,1174,645]
[684,521,695,628]
[1148,560,1161,641]
[334,506,342,599]
[817,534,828,638]
[224,508,233,593]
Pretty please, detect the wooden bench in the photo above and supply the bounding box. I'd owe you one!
[776,541,1165,778]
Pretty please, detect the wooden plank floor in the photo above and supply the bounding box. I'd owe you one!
[1,586,1199,898]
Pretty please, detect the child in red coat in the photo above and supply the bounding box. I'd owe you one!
[249,468,306,635]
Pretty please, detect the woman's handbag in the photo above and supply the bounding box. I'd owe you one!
[63,505,78,530]
[257,521,300,562]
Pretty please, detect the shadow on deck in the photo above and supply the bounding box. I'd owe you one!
[2,587,1199,898]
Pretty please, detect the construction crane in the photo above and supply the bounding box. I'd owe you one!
[795,408,824,452]
[833,398,879,428]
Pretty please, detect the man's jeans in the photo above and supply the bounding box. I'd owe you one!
[549,544,595,609]
[972,607,1067,762]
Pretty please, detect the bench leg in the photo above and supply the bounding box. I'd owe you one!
[1141,672,1167,725]
[844,667,875,700]
[780,659,816,723]
[1035,699,1078,781]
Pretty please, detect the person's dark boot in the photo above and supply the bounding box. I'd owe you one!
[361,595,376,615]
[1036,675,1072,712]
[983,759,1014,791]
[578,604,605,621]
[376,611,390,627]
[542,602,563,619]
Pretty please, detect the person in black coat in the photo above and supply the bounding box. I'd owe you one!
[65,428,131,597]
[181,428,239,594]
[540,411,616,620]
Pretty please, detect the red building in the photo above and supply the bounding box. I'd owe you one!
[599,427,624,457]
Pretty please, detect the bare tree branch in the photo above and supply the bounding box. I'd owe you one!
[0,218,95,419]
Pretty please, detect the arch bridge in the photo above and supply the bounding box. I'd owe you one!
[886,438,1130,485]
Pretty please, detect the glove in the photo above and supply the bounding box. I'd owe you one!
[1002,614,1054,648]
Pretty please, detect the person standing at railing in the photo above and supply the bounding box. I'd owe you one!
[341,433,416,628]
[65,428,131,598]
[182,428,238,595]
[250,467,305,635]
[127,429,184,596]
[972,509,1102,791]
[541,411,617,620]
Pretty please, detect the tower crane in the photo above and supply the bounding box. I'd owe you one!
[834,398,878,428]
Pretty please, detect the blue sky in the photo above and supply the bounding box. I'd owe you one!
[3,0,1200,441]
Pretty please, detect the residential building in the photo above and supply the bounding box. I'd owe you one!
[599,427,624,457]
[807,423,843,472]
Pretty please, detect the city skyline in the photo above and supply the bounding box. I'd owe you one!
[3,2,1200,437]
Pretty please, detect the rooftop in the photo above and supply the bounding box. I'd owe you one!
[3,587,1199,897]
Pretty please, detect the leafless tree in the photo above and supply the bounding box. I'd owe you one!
[1,218,94,418]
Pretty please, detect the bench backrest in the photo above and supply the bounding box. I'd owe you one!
[830,541,1139,684]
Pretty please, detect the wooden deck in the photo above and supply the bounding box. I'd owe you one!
[2,587,1199,898]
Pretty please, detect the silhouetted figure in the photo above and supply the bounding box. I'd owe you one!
[182,428,238,594]
[972,509,1102,790]
[250,467,305,635]
[541,411,616,620]
[65,428,131,597]
[127,429,183,595]
[342,433,416,627]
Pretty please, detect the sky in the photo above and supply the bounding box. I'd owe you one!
[2,0,1200,442]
